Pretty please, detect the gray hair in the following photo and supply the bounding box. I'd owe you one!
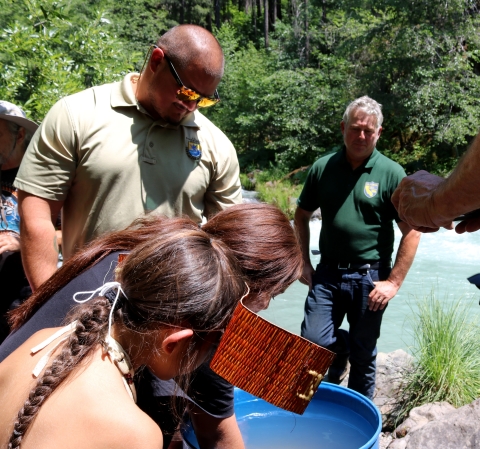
[6,120,33,152]
[343,96,383,129]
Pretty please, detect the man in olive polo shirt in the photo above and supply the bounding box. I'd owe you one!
[294,96,420,399]
[15,24,241,291]
[14,25,243,449]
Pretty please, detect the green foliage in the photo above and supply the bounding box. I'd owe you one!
[256,180,303,220]
[104,0,171,60]
[206,23,355,172]
[0,0,138,121]
[395,293,480,424]
[331,0,480,173]
[239,173,255,190]
[2,0,480,175]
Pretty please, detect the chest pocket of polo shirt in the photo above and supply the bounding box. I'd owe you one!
[358,180,384,224]
[181,127,210,195]
[139,124,205,213]
[140,123,164,165]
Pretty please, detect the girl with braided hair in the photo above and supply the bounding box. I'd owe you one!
[0,203,303,449]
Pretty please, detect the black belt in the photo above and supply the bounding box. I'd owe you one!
[320,258,390,271]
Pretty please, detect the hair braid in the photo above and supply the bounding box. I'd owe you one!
[8,298,111,449]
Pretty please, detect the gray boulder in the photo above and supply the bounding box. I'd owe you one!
[373,350,413,427]
[394,402,456,438]
[389,399,480,448]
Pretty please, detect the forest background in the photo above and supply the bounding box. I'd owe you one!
[2,0,480,189]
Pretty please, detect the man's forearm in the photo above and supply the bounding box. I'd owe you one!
[433,133,480,219]
[388,226,421,289]
[190,408,244,449]
[20,220,59,290]
[294,208,313,266]
[18,191,63,291]
[294,207,316,287]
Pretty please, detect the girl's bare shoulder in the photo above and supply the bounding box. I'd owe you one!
[110,409,164,449]
[82,401,164,449]
[59,347,164,448]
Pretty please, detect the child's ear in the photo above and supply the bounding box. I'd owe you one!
[162,329,194,355]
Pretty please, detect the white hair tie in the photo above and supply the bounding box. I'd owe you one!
[73,281,128,346]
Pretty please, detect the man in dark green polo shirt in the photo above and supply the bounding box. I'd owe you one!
[294,96,421,399]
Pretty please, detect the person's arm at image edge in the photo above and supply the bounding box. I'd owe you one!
[18,191,63,291]
[368,221,420,311]
[189,405,244,449]
[392,132,480,232]
[434,133,480,221]
[294,206,315,289]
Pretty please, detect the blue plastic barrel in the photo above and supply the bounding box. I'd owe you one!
[183,382,381,449]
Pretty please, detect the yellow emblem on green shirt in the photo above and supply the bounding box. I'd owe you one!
[364,182,379,198]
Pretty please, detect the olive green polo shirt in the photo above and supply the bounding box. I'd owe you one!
[297,148,405,262]
[15,74,241,259]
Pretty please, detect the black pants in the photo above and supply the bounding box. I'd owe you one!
[0,252,31,343]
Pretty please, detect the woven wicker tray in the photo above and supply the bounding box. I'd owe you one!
[210,301,336,414]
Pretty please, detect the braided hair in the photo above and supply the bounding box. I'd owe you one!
[9,298,110,448]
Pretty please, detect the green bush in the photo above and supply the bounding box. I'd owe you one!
[395,293,480,424]
[256,180,303,220]
[0,0,138,122]
[239,173,255,191]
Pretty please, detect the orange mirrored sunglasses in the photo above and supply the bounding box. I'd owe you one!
[142,45,220,108]
[164,54,220,108]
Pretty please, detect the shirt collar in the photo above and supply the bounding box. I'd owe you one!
[110,73,200,129]
[340,146,379,170]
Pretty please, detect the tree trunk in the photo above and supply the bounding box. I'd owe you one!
[304,0,309,63]
[206,12,212,31]
[253,0,257,40]
[186,0,192,23]
[292,0,299,37]
[270,0,276,31]
[179,0,185,24]
[277,0,282,21]
[215,0,221,28]
[257,0,261,21]
[264,0,269,47]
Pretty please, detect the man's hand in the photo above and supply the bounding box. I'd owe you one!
[299,263,315,289]
[391,170,453,232]
[0,232,21,254]
[368,280,399,312]
[455,217,480,234]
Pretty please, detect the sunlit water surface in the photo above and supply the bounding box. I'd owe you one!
[183,386,379,449]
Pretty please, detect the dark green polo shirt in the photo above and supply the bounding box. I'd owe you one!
[297,148,405,262]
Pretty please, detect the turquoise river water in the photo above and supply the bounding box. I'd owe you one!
[258,220,480,354]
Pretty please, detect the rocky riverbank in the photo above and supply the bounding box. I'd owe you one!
[336,349,480,449]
